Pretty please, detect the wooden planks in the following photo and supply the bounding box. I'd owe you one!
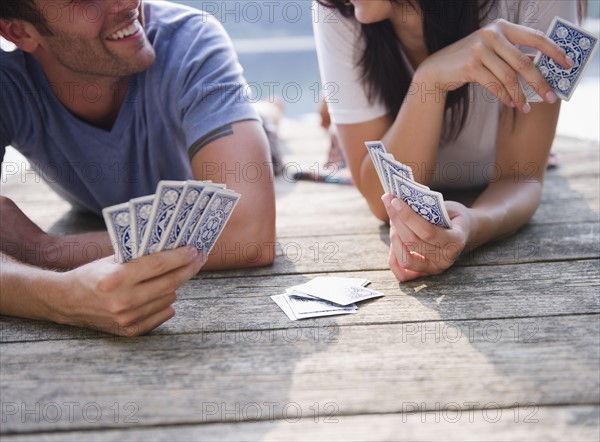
[2,259,599,343]
[2,406,599,441]
[1,123,598,440]
[1,315,598,433]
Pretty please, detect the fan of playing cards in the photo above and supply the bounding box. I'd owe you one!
[103,180,240,263]
[366,140,452,228]
[272,276,384,321]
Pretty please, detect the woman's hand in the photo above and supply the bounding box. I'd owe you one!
[382,194,474,282]
[55,246,207,336]
[417,19,573,113]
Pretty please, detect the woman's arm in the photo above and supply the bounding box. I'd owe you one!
[383,99,560,282]
[336,66,447,221]
[336,19,571,222]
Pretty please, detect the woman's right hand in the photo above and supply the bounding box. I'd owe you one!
[55,246,206,336]
[417,19,574,112]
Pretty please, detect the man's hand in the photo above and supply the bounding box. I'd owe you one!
[1,246,206,337]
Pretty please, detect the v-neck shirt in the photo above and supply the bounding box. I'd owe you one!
[1,0,258,214]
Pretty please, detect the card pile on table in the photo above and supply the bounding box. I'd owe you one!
[271,276,384,321]
[521,16,599,102]
[103,180,240,263]
[366,141,452,228]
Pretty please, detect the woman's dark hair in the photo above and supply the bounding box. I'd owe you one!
[317,0,587,141]
[318,0,497,141]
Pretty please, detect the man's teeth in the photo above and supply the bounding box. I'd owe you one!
[107,21,139,40]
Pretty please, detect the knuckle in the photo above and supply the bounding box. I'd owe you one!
[471,41,486,57]
[161,275,181,294]
[480,26,499,43]
[150,258,169,275]
[94,269,124,294]
[532,29,546,43]
[493,18,507,28]
[117,323,142,337]
[421,228,436,243]
[503,70,518,87]
[107,298,128,315]
[516,53,532,71]
[115,314,133,329]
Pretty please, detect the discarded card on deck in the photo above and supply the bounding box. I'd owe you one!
[272,276,383,321]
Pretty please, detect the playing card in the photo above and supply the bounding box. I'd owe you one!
[380,153,415,181]
[378,152,422,194]
[188,189,241,254]
[271,294,297,321]
[291,277,384,306]
[158,180,212,251]
[524,16,598,102]
[287,295,357,317]
[391,173,452,228]
[102,202,134,263]
[173,184,226,248]
[364,141,389,191]
[129,194,154,257]
[281,293,358,320]
[290,276,370,295]
[139,181,185,256]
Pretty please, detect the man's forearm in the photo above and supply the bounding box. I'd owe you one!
[21,232,114,270]
[0,253,64,322]
[1,196,113,270]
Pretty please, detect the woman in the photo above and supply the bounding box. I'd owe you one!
[313,0,584,281]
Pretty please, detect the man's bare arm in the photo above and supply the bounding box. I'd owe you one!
[190,120,276,270]
[0,196,113,270]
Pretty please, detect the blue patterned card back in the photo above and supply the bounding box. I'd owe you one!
[189,190,241,254]
[535,17,599,101]
[102,203,134,263]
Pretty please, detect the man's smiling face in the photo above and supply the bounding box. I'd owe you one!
[33,0,156,78]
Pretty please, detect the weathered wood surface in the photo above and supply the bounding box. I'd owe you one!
[1,121,599,440]
[2,406,598,442]
[2,259,598,343]
[1,315,599,433]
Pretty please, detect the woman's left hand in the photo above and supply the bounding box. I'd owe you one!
[382,194,474,282]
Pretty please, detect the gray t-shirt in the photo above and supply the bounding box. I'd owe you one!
[1,0,258,214]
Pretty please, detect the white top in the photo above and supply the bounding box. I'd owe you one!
[313,0,577,188]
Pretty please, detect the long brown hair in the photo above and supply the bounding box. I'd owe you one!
[317,0,587,140]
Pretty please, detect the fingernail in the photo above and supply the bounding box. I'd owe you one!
[187,246,199,257]
[197,253,208,265]
[381,193,393,208]
[566,56,574,67]
[522,103,531,113]
[509,101,516,108]
[391,198,403,211]
[545,91,557,104]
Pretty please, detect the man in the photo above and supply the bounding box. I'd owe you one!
[0,0,276,336]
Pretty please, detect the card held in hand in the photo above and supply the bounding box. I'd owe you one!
[365,141,389,192]
[129,194,154,258]
[158,180,211,251]
[103,202,134,263]
[530,16,599,101]
[139,181,185,256]
[391,173,452,228]
[173,184,226,248]
[189,189,241,254]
